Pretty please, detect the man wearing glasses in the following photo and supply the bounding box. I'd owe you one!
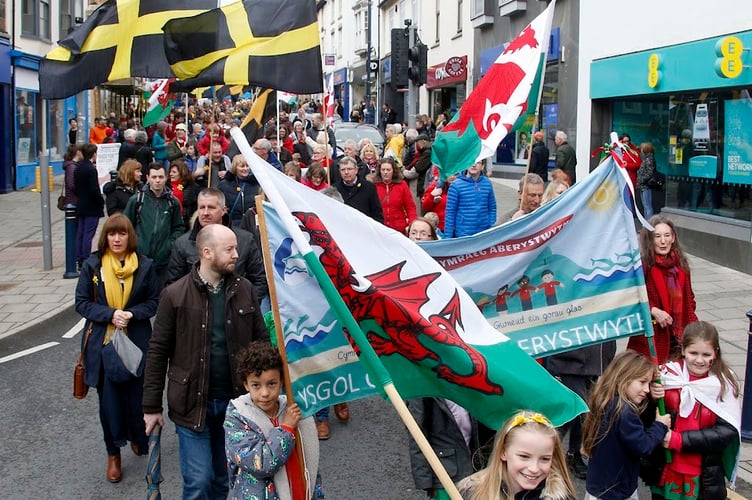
[334,156,383,223]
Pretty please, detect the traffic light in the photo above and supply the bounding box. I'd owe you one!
[408,42,428,86]
[391,28,409,88]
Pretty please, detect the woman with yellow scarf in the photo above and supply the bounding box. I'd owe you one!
[74,213,159,484]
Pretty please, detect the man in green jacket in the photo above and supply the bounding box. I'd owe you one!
[124,163,184,289]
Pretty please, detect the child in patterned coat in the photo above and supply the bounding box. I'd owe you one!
[224,341,324,499]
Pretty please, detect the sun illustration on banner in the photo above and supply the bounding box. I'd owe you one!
[587,179,619,213]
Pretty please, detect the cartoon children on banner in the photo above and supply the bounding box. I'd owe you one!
[511,275,536,311]
[537,269,564,306]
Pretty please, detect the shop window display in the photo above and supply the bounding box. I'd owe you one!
[612,91,752,222]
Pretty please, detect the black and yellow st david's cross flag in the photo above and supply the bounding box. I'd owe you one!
[39,0,219,100]
[164,0,323,95]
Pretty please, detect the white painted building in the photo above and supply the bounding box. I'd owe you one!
[578,0,752,272]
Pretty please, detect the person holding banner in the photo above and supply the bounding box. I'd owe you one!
[641,321,741,500]
[581,350,671,500]
[627,216,697,363]
[224,341,324,500]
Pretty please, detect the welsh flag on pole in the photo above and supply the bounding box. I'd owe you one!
[238,130,585,428]
[143,78,176,127]
[431,1,555,177]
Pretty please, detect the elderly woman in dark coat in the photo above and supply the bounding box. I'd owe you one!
[75,213,159,483]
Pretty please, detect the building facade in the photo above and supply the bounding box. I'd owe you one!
[472,0,578,172]
[579,0,752,273]
[6,0,92,191]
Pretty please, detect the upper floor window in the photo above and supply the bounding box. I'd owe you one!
[457,0,463,34]
[0,0,7,34]
[22,0,51,39]
[434,3,440,44]
[60,0,81,38]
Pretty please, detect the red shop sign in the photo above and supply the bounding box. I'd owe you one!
[426,55,468,89]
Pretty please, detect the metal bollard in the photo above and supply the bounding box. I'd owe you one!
[63,204,79,279]
[741,310,752,441]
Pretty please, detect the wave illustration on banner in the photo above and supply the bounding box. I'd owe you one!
[266,207,378,417]
[421,156,652,358]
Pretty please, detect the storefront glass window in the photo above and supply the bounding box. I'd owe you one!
[15,89,40,164]
[612,90,752,222]
[49,100,65,161]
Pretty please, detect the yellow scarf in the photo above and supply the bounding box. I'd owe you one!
[101,251,138,344]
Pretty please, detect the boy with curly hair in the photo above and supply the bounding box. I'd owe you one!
[224,341,324,499]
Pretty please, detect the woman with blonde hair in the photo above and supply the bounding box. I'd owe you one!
[218,154,259,227]
[458,410,576,500]
[360,142,380,180]
[104,159,142,215]
[542,179,569,204]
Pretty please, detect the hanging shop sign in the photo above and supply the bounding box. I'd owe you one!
[426,56,468,89]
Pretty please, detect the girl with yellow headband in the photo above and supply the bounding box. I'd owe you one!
[458,410,575,500]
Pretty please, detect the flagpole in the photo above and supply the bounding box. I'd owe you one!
[232,127,463,500]
[255,193,310,490]
[519,0,558,212]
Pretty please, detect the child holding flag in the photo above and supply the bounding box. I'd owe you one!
[642,321,741,500]
[458,410,575,500]
[581,350,671,500]
[224,341,324,500]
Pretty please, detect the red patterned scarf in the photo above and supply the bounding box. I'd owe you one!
[651,250,685,338]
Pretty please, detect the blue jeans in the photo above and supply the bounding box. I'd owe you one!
[175,399,230,500]
[640,188,654,219]
[315,406,330,421]
[75,215,99,264]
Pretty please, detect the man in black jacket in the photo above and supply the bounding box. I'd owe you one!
[166,188,268,305]
[143,224,269,499]
[72,143,104,268]
[334,156,383,223]
[529,131,550,181]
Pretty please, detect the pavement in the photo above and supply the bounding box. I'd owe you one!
[2,175,752,493]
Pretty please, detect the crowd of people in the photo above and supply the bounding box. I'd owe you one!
[65,96,739,500]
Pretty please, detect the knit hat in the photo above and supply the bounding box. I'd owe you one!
[175,123,188,131]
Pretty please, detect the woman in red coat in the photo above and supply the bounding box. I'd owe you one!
[627,215,697,363]
[421,174,457,232]
[374,158,417,234]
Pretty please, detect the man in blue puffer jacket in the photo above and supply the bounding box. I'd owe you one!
[443,161,497,238]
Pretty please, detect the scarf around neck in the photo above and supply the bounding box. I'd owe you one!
[661,360,741,484]
[101,251,138,343]
[651,250,685,336]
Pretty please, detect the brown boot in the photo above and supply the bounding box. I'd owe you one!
[315,420,330,440]
[130,442,146,456]
[106,453,122,483]
[333,403,350,422]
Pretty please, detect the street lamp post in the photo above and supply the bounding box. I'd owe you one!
[365,0,373,124]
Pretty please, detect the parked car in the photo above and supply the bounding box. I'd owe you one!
[334,123,385,155]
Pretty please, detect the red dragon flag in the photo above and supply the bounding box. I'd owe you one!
[231,127,585,429]
[431,1,555,178]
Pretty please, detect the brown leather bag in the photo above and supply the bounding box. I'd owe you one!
[73,316,94,399]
